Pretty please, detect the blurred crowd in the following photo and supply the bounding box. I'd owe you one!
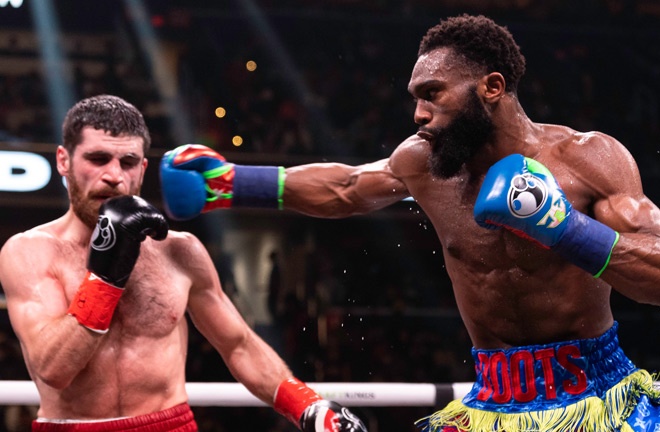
[0,1,659,168]
[2,0,660,431]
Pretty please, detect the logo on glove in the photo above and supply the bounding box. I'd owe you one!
[507,173,548,218]
[91,216,117,251]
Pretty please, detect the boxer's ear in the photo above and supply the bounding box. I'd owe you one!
[56,145,70,176]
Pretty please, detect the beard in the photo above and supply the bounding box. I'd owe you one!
[67,174,105,229]
[426,88,495,179]
[67,172,141,229]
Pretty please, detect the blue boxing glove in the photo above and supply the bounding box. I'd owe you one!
[474,154,619,277]
[160,144,285,220]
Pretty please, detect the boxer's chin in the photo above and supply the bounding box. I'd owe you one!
[68,178,101,228]
[73,199,101,229]
[429,150,467,179]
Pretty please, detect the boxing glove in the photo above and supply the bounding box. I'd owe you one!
[88,195,169,287]
[68,195,169,333]
[300,400,367,432]
[274,378,368,432]
[160,144,285,220]
[474,154,619,277]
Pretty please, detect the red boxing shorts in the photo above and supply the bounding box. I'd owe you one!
[32,403,198,432]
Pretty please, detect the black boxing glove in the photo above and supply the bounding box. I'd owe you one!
[87,195,169,287]
[274,378,368,432]
[68,196,169,333]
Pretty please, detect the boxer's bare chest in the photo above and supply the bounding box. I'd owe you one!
[56,240,187,338]
[413,174,545,270]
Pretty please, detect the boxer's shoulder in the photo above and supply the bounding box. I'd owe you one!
[0,222,73,272]
[153,229,200,250]
[144,229,209,269]
[390,134,430,178]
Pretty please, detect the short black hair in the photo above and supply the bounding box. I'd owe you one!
[62,94,151,153]
[418,14,526,94]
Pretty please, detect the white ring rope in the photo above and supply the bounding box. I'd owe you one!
[0,381,473,406]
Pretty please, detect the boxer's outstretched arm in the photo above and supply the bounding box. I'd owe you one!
[160,143,410,221]
[283,158,409,218]
[282,135,426,219]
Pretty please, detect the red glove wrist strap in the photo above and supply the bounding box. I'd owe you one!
[274,378,322,426]
[67,271,123,334]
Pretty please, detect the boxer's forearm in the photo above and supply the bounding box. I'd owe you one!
[599,233,660,305]
[28,315,103,389]
[283,161,407,218]
[222,331,292,405]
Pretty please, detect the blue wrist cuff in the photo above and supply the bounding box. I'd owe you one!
[233,165,285,209]
[553,210,619,277]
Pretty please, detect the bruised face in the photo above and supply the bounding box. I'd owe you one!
[408,47,494,178]
[57,127,148,228]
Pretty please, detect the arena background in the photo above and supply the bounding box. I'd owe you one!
[1,0,660,430]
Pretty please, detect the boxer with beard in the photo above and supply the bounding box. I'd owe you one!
[160,14,660,432]
[0,94,367,432]
[424,85,494,179]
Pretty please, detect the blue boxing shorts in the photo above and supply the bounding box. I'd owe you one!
[417,322,660,431]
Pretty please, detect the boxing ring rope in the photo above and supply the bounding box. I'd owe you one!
[0,297,470,406]
[0,298,481,406]
[0,381,473,407]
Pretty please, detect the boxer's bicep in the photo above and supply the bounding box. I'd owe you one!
[593,194,660,303]
[183,239,251,356]
[188,288,251,354]
[594,194,660,235]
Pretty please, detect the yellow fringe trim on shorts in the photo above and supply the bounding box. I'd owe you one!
[416,370,660,432]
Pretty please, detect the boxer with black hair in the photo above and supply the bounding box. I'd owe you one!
[161,15,660,432]
[0,95,366,432]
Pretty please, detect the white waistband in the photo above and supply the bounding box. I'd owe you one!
[36,416,130,424]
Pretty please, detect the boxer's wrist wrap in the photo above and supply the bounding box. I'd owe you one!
[67,271,123,334]
[274,377,323,426]
[206,165,285,209]
[553,210,619,277]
